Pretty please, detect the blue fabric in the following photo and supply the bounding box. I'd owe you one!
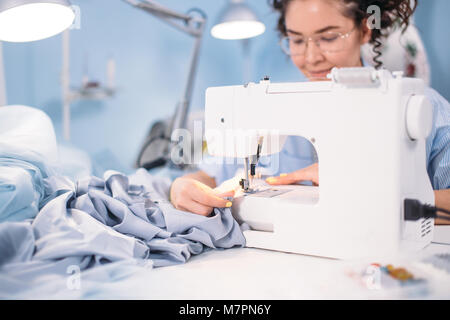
[199,88,450,190]
[0,105,57,223]
[0,105,245,298]
[0,166,37,222]
[0,156,52,223]
[0,169,245,298]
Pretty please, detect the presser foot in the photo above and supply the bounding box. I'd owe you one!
[239,178,249,193]
[239,178,260,193]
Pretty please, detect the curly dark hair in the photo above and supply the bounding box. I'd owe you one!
[270,0,417,69]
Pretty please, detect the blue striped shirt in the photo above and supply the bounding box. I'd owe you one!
[425,87,450,190]
[200,87,450,190]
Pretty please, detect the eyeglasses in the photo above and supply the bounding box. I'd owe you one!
[280,27,356,56]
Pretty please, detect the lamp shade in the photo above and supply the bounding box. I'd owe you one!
[211,0,265,40]
[0,0,75,42]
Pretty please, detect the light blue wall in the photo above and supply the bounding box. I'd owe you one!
[414,0,450,102]
[3,0,449,172]
[3,0,300,171]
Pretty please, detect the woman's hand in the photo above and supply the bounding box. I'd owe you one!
[170,177,235,216]
[265,163,319,186]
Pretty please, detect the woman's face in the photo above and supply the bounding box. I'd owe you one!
[284,0,371,80]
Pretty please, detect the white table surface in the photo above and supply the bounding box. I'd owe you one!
[97,226,450,300]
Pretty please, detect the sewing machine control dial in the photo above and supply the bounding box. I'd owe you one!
[406,95,433,141]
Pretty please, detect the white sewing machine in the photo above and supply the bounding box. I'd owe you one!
[204,67,435,260]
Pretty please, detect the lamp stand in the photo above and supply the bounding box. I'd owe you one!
[124,0,207,170]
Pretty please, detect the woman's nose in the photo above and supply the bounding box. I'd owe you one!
[304,39,324,64]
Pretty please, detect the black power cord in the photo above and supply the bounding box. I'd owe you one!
[404,198,450,221]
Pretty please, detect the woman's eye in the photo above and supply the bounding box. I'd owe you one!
[321,35,338,42]
[292,38,304,45]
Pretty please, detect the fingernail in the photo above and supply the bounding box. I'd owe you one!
[225,201,232,208]
[280,173,288,177]
[266,177,276,183]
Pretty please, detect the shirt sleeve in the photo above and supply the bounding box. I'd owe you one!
[425,87,450,190]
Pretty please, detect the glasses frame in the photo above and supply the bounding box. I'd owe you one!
[280,27,357,56]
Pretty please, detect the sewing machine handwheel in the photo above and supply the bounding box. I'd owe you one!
[406,95,433,141]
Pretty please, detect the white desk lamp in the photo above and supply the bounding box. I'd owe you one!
[0,0,75,42]
[0,0,75,106]
[211,0,265,40]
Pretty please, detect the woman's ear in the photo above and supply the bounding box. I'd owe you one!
[360,18,372,45]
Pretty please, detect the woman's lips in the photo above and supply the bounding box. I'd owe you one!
[308,69,332,79]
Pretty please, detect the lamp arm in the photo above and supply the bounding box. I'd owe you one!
[122,0,206,132]
[125,0,191,21]
[168,23,205,137]
[123,0,207,168]
[122,0,204,37]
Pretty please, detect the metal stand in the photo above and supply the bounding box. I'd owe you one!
[124,0,207,170]
[61,30,116,141]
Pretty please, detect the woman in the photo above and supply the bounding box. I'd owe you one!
[170,0,450,224]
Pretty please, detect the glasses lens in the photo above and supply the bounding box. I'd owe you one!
[281,31,349,55]
[281,36,305,56]
[280,36,291,55]
[317,32,344,52]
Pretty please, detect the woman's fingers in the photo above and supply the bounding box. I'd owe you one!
[266,172,298,185]
[191,185,233,209]
[171,178,234,216]
[179,189,232,216]
[266,163,319,185]
[193,192,233,209]
[214,189,235,198]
